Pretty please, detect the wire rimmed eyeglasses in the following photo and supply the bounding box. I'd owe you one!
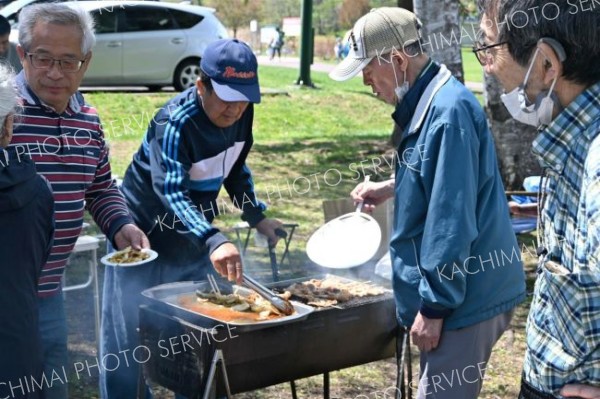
[471,41,507,65]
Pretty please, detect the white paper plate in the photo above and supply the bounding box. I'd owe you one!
[101,248,158,267]
[306,212,381,268]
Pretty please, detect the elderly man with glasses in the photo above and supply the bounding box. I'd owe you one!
[9,4,148,398]
[476,1,600,398]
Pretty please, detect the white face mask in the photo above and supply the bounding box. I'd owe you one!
[391,61,410,104]
[500,47,560,129]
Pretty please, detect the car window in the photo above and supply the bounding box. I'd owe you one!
[92,9,119,34]
[121,6,176,32]
[0,0,43,25]
[168,9,203,29]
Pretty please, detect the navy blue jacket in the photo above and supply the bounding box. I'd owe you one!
[121,87,266,263]
[0,147,54,398]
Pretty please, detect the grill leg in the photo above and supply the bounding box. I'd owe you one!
[202,350,232,399]
[396,329,404,399]
[406,334,413,399]
[323,372,330,399]
[137,361,146,399]
[290,381,298,399]
[396,327,412,399]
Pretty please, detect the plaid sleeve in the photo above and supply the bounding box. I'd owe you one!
[522,84,600,394]
[586,135,600,270]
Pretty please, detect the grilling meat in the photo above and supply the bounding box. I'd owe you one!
[283,277,385,308]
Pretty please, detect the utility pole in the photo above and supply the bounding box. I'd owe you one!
[296,0,314,87]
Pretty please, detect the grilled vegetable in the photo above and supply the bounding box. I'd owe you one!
[107,246,150,264]
[195,289,284,319]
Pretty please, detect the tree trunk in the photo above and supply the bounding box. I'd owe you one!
[413,0,464,83]
[397,0,413,12]
[483,74,542,189]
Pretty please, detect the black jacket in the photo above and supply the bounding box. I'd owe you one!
[0,147,54,399]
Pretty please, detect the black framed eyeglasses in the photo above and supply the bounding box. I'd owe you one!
[472,41,507,65]
[25,52,87,73]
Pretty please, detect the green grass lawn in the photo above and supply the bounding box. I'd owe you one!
[462,46,484,84]
[95,60,481,177]
[89,66,395,267]
[89,64,485,261]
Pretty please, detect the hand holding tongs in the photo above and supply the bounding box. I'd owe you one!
[242,274,295,315]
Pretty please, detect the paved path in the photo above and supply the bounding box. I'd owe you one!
[256,55,484,92]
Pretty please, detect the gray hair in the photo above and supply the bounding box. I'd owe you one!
[0,64,17,140]
[479,0,600,86]
[18,3,96,55]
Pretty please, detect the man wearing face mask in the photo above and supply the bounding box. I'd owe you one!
[330,7,526,399]
[477,1,600,398]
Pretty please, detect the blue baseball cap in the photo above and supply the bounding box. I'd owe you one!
[200,39,261,103]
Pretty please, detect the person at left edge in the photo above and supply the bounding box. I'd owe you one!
[0,63,53,399]
[100,38,283,399]
[9,4,149,398]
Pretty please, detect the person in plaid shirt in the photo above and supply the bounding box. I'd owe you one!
[476,0,600,398]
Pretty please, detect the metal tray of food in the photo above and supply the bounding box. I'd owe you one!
[141,280,314,332]
[267,273,392,290]
[267,273,393,309]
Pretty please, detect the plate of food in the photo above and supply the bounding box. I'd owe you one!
[100,247,158,267]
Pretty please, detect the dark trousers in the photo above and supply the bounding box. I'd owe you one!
[519,378,559,399]
[99,239,212,399]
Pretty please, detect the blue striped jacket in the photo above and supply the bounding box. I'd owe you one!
[121,87,266,258]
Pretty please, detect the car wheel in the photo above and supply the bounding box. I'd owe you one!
[173,58,200,92]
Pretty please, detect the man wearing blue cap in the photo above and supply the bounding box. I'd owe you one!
[99,39,282,399]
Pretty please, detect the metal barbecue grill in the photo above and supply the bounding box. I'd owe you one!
[139,274,403,398]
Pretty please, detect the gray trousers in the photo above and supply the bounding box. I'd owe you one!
[415,310,514,399]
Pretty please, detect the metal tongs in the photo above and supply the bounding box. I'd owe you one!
[242,274,295,315]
